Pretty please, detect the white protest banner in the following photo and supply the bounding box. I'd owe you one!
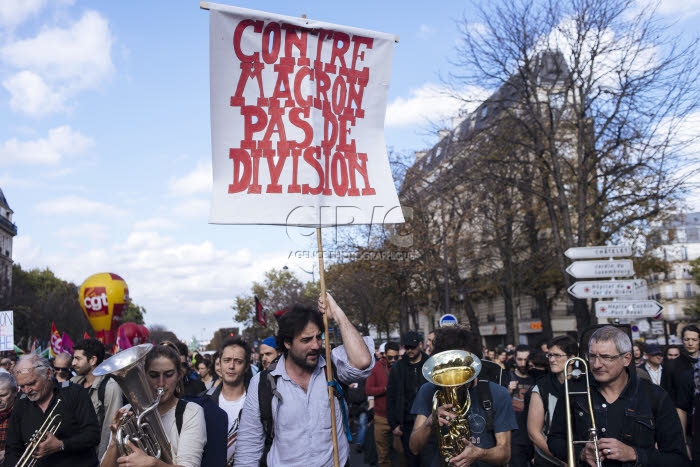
[0,311,13,352]
[207,4,404,226]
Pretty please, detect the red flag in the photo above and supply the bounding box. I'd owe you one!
[61,332,74,355]
[29,337,37,354]
[274,308,289,320]
[49,322,63,358]
[83,331,90,339]
[255,296,266,327]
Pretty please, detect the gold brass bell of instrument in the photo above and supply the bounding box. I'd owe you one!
[422,349,482,467]
[93,343,174,464]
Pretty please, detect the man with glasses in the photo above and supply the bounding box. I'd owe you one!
[6,354,100,467]
[387,331,429,467]
[367,341,404,467]
[71,337,123,459]
[52,353,73,383]
[548,326,690,466]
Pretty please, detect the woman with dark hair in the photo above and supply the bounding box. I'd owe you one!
[211,351,222,389]
[100,344,206,467]
[526,335,578,467]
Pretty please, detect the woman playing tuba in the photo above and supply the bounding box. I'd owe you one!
[409,326,517,467]
[99,343,206,467]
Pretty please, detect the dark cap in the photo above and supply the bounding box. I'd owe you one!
[644,343,662,356]
[402,331,422,348]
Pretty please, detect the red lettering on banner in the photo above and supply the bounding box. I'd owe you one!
[227,18,378,197]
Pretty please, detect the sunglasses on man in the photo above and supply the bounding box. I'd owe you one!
[53,366,71,374]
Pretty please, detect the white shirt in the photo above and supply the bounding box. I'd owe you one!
[219,392,246,462]
[644,362,662,385]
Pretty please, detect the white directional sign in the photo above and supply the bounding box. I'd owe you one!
[595,300,663,319]
[566,260,635,279]
[565,246,632,259]
[568,279,647,299]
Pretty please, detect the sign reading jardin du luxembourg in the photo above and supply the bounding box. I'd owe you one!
[207,3,404,227]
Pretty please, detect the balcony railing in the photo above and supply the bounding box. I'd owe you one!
[0,217,17,236]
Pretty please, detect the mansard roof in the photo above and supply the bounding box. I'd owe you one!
[0,187,10,212]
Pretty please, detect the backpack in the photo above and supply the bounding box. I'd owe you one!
[476,360,510,434]
[97,375,128,428]
[257,359,350,467]
[175,394,229,467]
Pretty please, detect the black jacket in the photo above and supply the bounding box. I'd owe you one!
[660,350,697,405]
[548,368,690,467]
[6,380,100,467]
[385,352,428,430]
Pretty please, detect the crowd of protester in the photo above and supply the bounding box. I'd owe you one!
[0,305,697,466]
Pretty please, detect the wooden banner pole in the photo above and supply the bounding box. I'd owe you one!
[316,227,340,467]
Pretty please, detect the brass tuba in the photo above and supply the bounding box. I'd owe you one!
[93,343,174,464]
[422,350,482,467]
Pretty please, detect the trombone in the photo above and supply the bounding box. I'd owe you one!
[563,357,601,467]
[16,399,63,467]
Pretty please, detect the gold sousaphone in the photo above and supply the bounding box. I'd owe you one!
[422,349,482,467]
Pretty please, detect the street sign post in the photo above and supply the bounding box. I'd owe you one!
[566,260,635,279]
[439,314,458,327]
[594,300,662,319]
[567,279,647,299]
[565,246,632,259]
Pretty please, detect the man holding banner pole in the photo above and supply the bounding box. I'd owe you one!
[235,292,374,466]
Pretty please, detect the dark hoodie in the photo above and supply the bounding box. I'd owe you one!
[385,352,428,430]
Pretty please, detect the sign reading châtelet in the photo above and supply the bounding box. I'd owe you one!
[595,300,663,319]
[568,279,647,299]
[566,260,635,279]
[564,246,632,259]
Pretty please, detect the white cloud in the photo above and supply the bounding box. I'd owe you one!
[55,222,110,241]
[168,161,212,196]
[655,0,700,16]
[133,217,180,231]
[0,125,93,166]
[0,10,114,116]
[19,229,289,339]
[385,83,489,128]
[177,199,210,219]
[417,24,433,38]
[3,71,67,116]
[35,195,125,217]
[0,0,46,27]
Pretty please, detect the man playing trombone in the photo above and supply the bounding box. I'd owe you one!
[5,354,100,467]
[547,326,690,467]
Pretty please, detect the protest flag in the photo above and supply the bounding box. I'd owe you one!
[49,322,63,358]
[254,296,266,327]
[61,332,74,355]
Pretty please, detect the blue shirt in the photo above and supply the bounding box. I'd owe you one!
[234,336,375,467]
[411,381,517,467]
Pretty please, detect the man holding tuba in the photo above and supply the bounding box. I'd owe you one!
[409,325,517,467]
[547,326,690,467]
[6,354,100,467]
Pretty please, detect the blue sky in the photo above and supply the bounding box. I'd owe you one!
[0,0,698,342]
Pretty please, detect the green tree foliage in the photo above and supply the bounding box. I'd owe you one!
[233,268,317,340]
[122,301,146,325]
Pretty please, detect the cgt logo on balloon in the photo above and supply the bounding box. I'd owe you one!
[82,287,109,316]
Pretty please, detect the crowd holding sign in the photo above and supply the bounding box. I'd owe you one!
[208,4,404,226]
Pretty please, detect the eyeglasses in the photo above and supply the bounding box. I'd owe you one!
[404,345,417,350]
[546,353,567,360]
[386,356,398,361]
[586,352,627,364]
[53,367,71,373]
